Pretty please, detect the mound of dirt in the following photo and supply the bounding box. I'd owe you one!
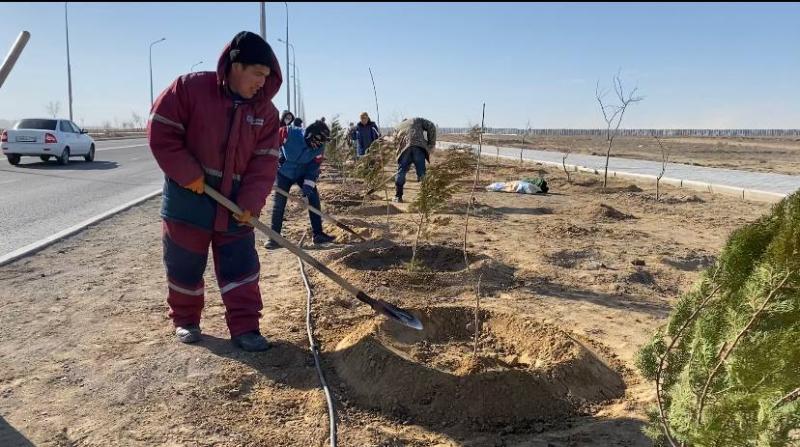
[319,189,364,211]
[588,203,635,221]
[628,192,706,204]
[625,268,655,286]
[573,178,600,187]
[661,250,716,271]
[660,193,705,204]
[332,306,625,429]
[600,184,644,194]
[341,245,465,272]
[444,200,506,219]
[539,222,600,239]
[349,203,403,217]
[545,249,603,269]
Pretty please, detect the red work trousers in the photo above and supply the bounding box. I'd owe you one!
[162,219,262,337]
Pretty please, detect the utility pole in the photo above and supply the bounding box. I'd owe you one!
[259,2,266,39]
[65,2,73,120]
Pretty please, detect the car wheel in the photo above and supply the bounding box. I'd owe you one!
[84,144,95,162]
[7,154,20,165]
[59,147,70,165]
[40,155,51,162]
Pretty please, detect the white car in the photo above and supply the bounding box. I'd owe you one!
[1,118,96,165]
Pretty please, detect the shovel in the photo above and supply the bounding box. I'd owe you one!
[273,185,368,243]
[204,184,423,331]
[362,173,396,200]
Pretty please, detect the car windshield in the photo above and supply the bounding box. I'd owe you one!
[14,119,58,130]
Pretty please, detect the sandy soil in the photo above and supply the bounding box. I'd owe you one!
[0,153,773,446]
[440,134,800,176]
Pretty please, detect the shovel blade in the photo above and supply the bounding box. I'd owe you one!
[379,302,424,330]
[357,292,423,330]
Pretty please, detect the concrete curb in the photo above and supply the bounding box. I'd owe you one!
[438,142,789,204]
[0,189,162,267]
[97,143,149,152]
[91,135,147,141]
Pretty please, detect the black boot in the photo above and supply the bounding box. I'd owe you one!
[313,232,336,244]
[394,183,403,203]
[232,331,270,352]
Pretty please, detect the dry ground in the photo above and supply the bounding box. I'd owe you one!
[0,153,773,446]
[441,134,800,176]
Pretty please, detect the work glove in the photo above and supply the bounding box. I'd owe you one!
[183,176,205,194]
[302,184,315,198]
[233,209,256,227]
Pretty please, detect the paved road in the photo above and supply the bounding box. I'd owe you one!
[440,141,800,196]
[4,137,799,259]
[0,138,162,258]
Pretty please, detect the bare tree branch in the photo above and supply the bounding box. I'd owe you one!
[463,103,485,271]
[773,387,800,409]
[596,71,643,188]
[653,135,671,200]
[45,101,61,119]
[472,274,482,359]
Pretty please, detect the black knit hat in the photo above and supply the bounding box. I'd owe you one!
[305,120,331,148]
[229,31,274,67]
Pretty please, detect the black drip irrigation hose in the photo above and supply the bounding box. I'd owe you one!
[297,234,338,447]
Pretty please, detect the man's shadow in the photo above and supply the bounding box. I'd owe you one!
[193,334,321,390]
[0,416,34,447]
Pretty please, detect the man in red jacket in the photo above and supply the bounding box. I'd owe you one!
[147,31,282,352]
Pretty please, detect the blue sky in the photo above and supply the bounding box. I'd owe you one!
[1,2,798,128]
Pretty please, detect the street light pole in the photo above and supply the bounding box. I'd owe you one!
[296,76,304,120]
[278,38,296,115]
[149,37,165,108]
[293,61,297,114]
[65,2,73,120]
[284,2,290,113]
[190,60,203,72]
[259,2,266,40]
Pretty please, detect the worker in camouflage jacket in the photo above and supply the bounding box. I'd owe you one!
[392,117,437,202]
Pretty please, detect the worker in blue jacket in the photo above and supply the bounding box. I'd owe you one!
[266,118,336,248]
[354,112,381,158]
